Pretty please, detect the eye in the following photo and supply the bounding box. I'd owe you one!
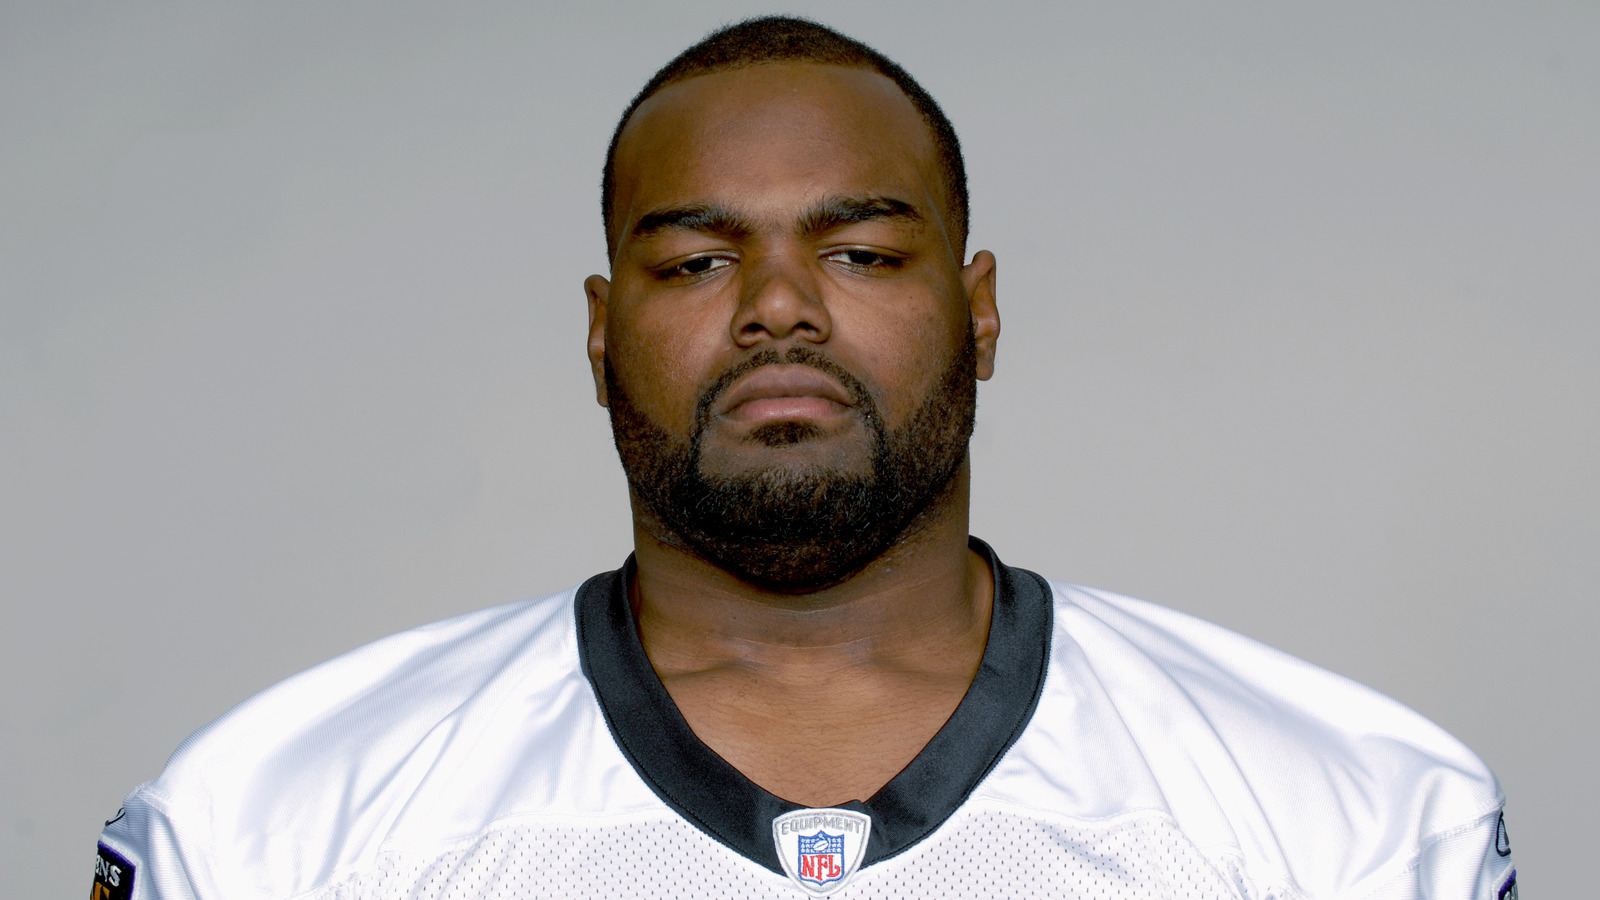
[824,248,904,269]
[659,255,733,279]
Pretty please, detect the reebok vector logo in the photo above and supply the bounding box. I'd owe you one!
[772,808,871,896]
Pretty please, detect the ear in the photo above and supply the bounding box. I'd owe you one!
[962,250,1000,381]
[584,274,610,407]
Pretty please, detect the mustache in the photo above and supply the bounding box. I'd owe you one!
[692,347,879,431]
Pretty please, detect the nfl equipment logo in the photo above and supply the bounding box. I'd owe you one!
[796,831,845,887]
[772,808,871,896]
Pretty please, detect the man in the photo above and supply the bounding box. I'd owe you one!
[93,16,1515,899]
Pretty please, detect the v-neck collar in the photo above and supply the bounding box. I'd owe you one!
[574,537,1053,874]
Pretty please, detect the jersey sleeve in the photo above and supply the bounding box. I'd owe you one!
[1418,810,1517,900]
[1361,808,1517,900]
[92,790,213,900]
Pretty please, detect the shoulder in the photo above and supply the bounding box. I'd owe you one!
[113,580,629,897]
[1048,580,1499,796]
[160,585,582,788]
[998,577,1509,898]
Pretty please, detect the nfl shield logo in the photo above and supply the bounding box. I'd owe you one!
[796,831,846,887]
[772,808,871,896]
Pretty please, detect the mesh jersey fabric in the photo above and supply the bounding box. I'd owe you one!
[95,542,1515,899]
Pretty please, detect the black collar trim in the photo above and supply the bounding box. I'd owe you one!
[575,537,1053,874]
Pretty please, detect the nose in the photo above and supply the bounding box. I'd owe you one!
[730,252,832,347]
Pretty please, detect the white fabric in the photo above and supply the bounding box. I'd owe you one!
[97,579,1514,899]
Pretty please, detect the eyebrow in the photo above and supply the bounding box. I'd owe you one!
[628,196,923,243]
[795,196,923,236]
[632,204,756,242]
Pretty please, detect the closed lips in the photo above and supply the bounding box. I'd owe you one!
[714,365,855,420]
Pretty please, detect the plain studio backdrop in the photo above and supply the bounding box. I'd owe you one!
[2,1,1595,896]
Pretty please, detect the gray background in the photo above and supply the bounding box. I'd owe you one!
[3,1,1595,896]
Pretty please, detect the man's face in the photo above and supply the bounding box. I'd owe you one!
[587,63,998,591]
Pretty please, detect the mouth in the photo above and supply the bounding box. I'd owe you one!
[712,364,857,426]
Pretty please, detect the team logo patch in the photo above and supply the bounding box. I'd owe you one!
[1498,869,1518,900]
[92,843,135,900]
[772,808,871,896]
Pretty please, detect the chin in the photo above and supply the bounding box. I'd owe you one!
[701,433,876,479]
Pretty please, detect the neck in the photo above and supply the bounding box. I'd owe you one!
[626,465,996,805]
[629,466,992,680]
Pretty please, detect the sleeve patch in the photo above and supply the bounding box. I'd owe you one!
[92,843,135,900]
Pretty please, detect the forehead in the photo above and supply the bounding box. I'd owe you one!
[610,64,946,239]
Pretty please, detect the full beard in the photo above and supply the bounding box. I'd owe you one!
[605,335,978,593]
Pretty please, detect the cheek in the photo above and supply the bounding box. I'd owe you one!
[835,291,969,420]
[605,303,728,426]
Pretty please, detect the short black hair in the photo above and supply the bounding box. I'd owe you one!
[600,15,968,260]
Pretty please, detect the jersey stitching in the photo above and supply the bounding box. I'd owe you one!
[1346,804,1508,900]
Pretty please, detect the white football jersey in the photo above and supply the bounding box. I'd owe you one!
[94,541,1517,899]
